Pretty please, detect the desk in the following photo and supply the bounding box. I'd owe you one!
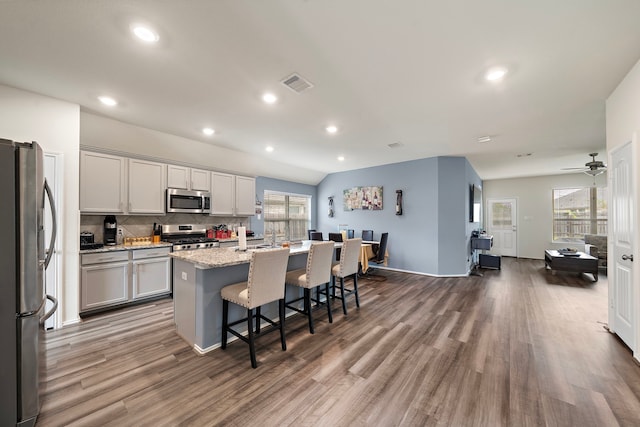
[360,242,388,274]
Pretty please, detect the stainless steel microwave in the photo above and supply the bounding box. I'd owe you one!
[166,188,211,214]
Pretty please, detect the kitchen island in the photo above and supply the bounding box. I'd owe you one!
[170,242,316,354]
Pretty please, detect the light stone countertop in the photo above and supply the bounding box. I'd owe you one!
[216,235,264,243]
[170,241,316,269]
[80,242,173,254]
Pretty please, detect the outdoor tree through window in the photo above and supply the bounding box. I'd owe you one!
[552,187,607,242]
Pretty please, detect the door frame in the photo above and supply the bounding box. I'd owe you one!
[608,136,639,362]
[44,152,63,330]
[486,197,518,257]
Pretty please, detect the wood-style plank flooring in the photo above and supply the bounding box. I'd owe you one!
[38,258,640,426]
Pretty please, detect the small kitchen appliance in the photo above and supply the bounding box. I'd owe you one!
[80,231,103,250]
[161,224,220,251]
[103,215,117,246]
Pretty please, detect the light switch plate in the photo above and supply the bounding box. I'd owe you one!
[181,271,188,280]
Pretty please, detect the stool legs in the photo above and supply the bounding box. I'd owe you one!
[325,282,333,323]
[304,288,315,334]
[279,299,287,351]
[339,277,347,315]
[247,308,257,368]
[353,273,360,308]
[221,300,229,349]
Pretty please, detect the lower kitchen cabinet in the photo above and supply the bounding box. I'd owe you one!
[132,248,172,299]
[80,246,172,314]
[81,251,129,311]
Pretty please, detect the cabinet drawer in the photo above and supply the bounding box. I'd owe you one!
[132,247,172,260]
[82,251,129,265]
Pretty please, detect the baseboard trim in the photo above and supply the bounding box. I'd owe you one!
[367,265,467,278]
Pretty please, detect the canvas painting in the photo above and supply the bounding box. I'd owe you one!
[343,186,383,211]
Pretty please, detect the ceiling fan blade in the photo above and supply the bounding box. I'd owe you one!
[561,167,586,170]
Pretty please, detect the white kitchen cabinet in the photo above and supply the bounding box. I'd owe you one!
[80,246,172,314]
[128,159,166,214]
[132,247,172,299]
[80,251,129,311]
[168,165,210,192]
[80,151,126,213]
[211,172,235,215]
[211,172,255,216]
[235,175,256,216]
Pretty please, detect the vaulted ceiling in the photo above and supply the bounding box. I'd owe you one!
[1,0,639,183]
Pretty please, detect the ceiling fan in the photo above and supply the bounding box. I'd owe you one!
[563,152,607,176]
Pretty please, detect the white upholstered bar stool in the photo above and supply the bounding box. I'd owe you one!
[330,238,362,315]
[221,248,290,369]
[284,241,335,334]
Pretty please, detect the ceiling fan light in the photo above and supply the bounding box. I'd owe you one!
[584,169,605,177]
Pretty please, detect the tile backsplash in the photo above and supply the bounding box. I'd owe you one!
[81,213,253,242]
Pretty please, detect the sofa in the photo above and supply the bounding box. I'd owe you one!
[585,234,607,269]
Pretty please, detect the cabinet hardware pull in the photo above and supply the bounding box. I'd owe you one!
[622,254,634,261]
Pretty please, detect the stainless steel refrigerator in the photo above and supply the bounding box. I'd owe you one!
[0,139,58,427]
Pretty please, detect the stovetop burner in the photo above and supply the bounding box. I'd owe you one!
[161,224,220,251]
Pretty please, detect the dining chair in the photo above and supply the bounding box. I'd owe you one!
[328,238,362,315]
[220,248,290,368]
[362,229,373,241]
[307,229,317,240]
[347,229,355,239]
[328,232,343,261]
[310,231,324,241]
[371,232,388,264]
[284,241,335,333]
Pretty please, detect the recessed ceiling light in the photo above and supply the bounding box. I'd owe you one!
[477,136,492,143]
[516,153,532,158]
[337,156,345,161]
[265,146,274,152]
[485,67,508,82]
[98,96,117,107]
[262,93,277,104]
[326,125,338,134]
[202,127,215,136]
[131,25,159,43]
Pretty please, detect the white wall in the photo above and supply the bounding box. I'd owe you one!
[0,84,80,326]
[80,112,325,185]
[483,172,607,260]
[606,57,640,361]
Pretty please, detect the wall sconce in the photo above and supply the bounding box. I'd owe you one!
[395,190,403,215]
[255,195,263,220]
[328,196,334,217]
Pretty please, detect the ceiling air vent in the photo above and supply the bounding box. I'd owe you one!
[388,142,404,149]
[281,73,314,93]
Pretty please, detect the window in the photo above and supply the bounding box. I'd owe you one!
[263,191,311,242]
[552,187,607,242]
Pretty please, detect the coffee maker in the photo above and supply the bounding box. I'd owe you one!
[103,215,117,246]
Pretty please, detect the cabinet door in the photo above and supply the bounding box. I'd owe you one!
[235,176,256,216]
[81,262,129,311]
[80,151,126,213]
[211,172,235,215]
[167,165,189,189]
[190,168,211,192]
[128,159,166,214]
[132,257,171,299]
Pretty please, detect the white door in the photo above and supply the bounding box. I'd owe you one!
[609,140,636,350]
[43,153,61,330]
[487,198,517,257]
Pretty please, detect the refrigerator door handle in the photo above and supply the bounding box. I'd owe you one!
[40,294,58,325]
[43,178,57,270]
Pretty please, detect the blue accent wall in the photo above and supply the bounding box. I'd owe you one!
[257,156,482,276]
[254,176,318,234]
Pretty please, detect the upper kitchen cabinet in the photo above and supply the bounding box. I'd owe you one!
[128,159,166,214]
[211,172,255,216]
[80,151,126,213]
[167,165,210,192]
[235,175,256,216]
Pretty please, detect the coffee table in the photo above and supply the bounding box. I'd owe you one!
[544,250,598,282]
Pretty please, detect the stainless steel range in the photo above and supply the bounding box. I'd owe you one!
[161,224,220,251]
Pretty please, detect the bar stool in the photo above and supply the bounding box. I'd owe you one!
[310,231,324,241]
[284,241,335,333]
[220,248,290,368]
[329,238,362,315]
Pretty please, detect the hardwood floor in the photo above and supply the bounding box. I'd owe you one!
[38,258,640,426]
